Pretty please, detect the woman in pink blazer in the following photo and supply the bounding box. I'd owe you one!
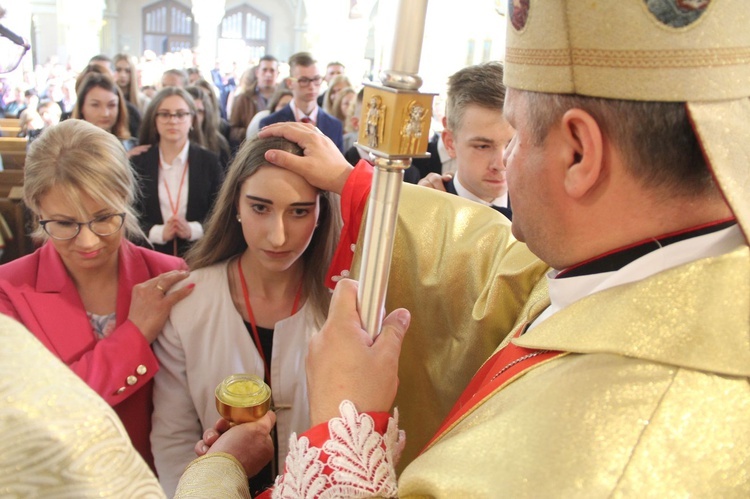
[0,120,194,471]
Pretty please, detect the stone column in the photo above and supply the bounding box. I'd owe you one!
[300,0,376,81]
[57,0,105,70]
[101,0,119,56]
[191,0,226,77]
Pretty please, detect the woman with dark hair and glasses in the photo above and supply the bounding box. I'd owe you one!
[0,119,195,471]
[132,86,224,257]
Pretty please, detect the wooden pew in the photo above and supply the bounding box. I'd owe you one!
[0,118,20,128]
[0,136,27,170]
[0,126,21,137]
[0,170,33,264]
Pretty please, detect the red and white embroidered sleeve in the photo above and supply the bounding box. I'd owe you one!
[272,401,404,499]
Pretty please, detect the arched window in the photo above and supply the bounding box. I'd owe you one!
[218,4,269,63]
[143,0,195,55]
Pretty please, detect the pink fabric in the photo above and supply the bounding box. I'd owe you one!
[0,240,186,470]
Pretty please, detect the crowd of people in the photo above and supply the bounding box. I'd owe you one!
[2,0,750,497]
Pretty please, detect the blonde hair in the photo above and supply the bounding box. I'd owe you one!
[331,86,356,127]
[24,120,145,242]
[113,53,139,105]
[323,75,352,115]
[186,136,341,326]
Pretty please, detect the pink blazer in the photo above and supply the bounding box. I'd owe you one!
[0,240,186,470]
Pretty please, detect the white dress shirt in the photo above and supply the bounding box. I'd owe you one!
[530,224,744,331]
[148,140,204,244]
[453,171,509,208]
[290,99,320,125]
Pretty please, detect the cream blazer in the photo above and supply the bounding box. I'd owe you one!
[151,261,316,497]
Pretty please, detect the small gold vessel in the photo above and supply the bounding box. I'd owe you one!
[215,374,271,424]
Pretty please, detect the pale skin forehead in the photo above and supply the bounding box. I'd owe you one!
[292,63,318,77]
[242,165,319,201]
[157,95,190,110]
[85,86,118,100]
[453,103,510,139]
[258,60,278,71]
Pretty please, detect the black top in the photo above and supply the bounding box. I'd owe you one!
[558,220,736,278]
[130,143,224,257]
[243,321,276,496]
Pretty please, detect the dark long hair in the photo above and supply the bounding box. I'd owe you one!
[72,72,131,140]
[186,136,341,326]
[138,86,204,146]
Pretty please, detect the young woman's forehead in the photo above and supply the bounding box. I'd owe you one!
[240,166,318,201]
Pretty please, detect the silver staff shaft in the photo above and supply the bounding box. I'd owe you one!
[355,0,431,339]
[357,161,407,337]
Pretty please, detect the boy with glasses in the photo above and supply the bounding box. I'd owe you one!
[260,52,344,152]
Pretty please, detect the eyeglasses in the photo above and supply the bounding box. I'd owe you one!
[0,24,30,74]
[39,213,126,240]
[155,111,193,122]
[292,76,322,87]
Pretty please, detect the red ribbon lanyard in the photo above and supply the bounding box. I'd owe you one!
[160,158,189,256]
[237,258,303,385]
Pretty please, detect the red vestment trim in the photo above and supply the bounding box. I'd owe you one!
[422,324,565,453]
[325,161,374,288]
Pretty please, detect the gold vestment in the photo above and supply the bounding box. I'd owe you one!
[398,243,750,497]
[351,184,548,469]
[0,313,255,497]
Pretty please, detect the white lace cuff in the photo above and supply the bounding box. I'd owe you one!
[273,400,404,498]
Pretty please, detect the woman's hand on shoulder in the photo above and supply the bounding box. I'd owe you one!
[128,269,194,343]
[127,144,151,159]
[418,172,451,191]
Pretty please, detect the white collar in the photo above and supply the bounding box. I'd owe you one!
[290,100,319,124]
[159,140,190,170]
[530,224,745,330]
[453,171,509,208]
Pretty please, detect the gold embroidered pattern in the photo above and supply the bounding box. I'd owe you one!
[506,46,750,68]
[505,47,572,66]
[573,47,750,68]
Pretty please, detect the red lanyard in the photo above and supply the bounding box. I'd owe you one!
[160,157,189,255]
[237,258,303,385]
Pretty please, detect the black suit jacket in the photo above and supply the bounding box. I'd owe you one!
[126,100,142,139]
[444,178,513,221]
[344,145,420,184]
[412,134,443,179]
[131,143,224,256]
[260,104,344,152]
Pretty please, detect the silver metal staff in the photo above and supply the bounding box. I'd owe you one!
[355,0,434,338]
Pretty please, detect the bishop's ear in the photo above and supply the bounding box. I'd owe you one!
[560,108,604,199]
